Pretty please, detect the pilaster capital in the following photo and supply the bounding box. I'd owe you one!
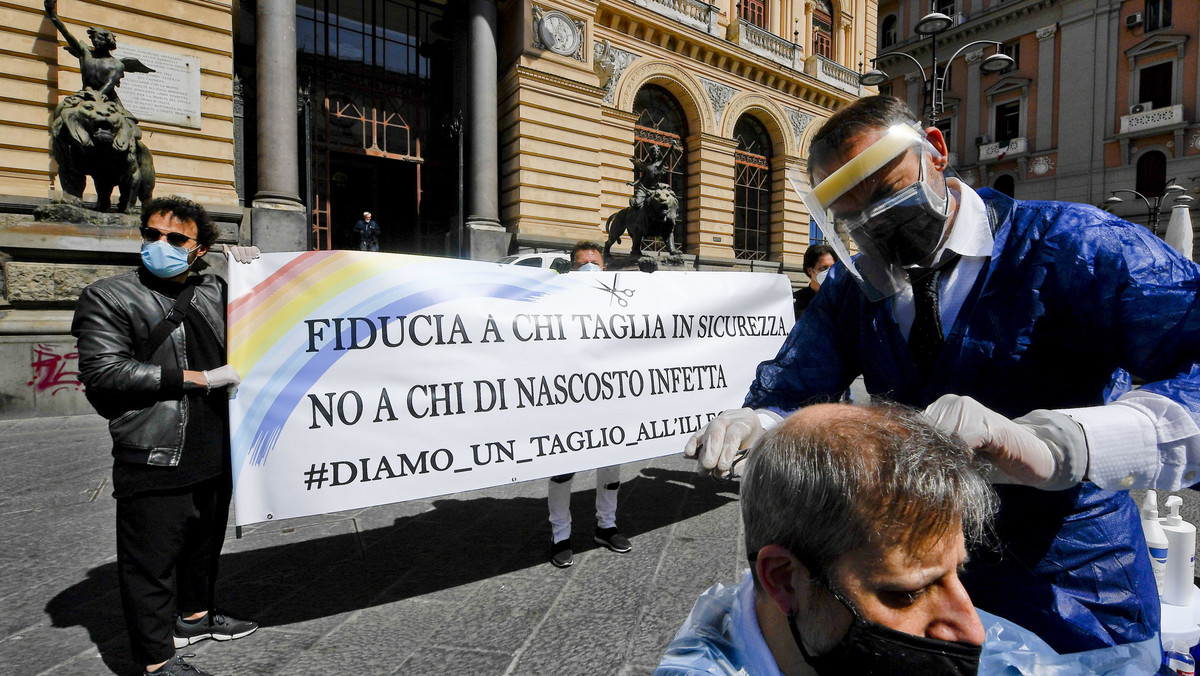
[1036,24,1058,41]
[965,50,983,64]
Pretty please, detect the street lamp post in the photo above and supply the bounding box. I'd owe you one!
[859,12,1013,124]
[1102,179,1187,237]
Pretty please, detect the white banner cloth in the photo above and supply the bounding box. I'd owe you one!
[227,251,792,525]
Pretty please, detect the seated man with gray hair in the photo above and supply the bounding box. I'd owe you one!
[656,403,1159,675]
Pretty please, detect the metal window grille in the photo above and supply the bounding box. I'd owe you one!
[733,115,772,260]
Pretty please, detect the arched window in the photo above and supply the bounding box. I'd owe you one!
[733,115,773,260]
[813,0,835,60]
[633,85,689,252]
[1136,150,1167,198]
[880,15,898,49]
[993,174,1015,198]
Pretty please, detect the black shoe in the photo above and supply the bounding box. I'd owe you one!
[550,539,573,568]
[594,527,632,553]
[173,612,259,649]
[145,654,210,676]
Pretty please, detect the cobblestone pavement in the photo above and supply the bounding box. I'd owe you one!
[0,414,746,675]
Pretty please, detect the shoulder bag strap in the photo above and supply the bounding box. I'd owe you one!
[135,282,198,362]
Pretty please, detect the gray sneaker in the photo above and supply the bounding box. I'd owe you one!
[173,612,258,648]
[145,654,210,676]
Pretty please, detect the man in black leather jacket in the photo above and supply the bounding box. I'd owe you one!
[72,196,258,676]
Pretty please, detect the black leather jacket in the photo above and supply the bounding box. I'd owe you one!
[71,268,226,466]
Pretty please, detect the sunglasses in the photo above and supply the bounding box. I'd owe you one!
[140,226,198,248]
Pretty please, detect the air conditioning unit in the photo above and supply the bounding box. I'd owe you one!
[975,135,991,146]
[1130,102,1154,115]
[1125,12,1143,29]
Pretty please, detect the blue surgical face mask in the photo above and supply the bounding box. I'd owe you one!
[141,240,198,278]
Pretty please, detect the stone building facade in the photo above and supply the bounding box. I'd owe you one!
[872,0,1199,254]
[0,0,875,418]
[502,0,876,268]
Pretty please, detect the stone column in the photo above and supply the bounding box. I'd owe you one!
[463,0,508,260]
[252,0,308,252]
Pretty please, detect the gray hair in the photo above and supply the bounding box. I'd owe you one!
[741,403,996,580]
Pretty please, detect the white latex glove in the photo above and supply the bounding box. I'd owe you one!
[226,245,260,264]
[203,364,241,394]
[684,408,766,478]
[924,394,1080,489]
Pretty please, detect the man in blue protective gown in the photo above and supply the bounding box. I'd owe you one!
[686,95,1200,654]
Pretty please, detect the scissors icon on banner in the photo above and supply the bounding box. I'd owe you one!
[595,274,635,307]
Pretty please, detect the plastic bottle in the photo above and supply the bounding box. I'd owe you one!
[1166,640,1197,675]
[1162,495,1197,607]
[1144,490,1169,594]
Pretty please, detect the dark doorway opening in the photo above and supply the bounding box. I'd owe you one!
[328,153,420,252]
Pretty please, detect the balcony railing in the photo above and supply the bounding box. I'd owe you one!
[1120,104,1184,135]
[978,137,1028,161]
[636,0,722,36]
[733,19,803,69]
[804,55,862,96]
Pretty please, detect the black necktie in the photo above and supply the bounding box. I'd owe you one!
[907,255,960,379]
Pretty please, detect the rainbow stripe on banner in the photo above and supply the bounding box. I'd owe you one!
[226,251,561,484]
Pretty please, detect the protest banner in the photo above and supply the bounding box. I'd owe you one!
[227,251,792,525]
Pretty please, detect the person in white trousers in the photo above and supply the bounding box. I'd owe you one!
[547,242,632,568]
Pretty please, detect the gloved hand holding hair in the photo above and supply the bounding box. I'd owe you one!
[924,394,1088,491]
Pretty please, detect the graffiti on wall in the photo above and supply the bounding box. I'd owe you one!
[27,343,84,395]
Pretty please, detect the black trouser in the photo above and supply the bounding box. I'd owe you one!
[116,476,231,666]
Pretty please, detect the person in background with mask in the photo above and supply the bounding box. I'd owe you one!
[686,95,1200,653]
[658,404,1160,675]
[545,241,632,567]
[72,196,260,676]
[792,244,835,318]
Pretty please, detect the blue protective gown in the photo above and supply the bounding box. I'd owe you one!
[745,189,1200,652]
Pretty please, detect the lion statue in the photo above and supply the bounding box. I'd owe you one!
[50,88,155,213]
[603,183,681,259]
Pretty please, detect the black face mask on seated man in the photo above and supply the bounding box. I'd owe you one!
[788,579,982,676]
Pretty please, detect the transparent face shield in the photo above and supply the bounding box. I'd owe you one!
[787,124,951,301]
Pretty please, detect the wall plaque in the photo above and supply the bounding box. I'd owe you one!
[113,45,202,128]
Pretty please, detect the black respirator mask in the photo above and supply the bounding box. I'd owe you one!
[787,580,981,676]
[841,156,951,267]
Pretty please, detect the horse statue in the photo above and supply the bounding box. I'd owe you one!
[603,182,680,259]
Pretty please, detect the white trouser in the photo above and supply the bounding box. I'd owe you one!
[547,465,621,544]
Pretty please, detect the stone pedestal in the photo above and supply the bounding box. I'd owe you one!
[251,201,308,252]
[447,222,511,262]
